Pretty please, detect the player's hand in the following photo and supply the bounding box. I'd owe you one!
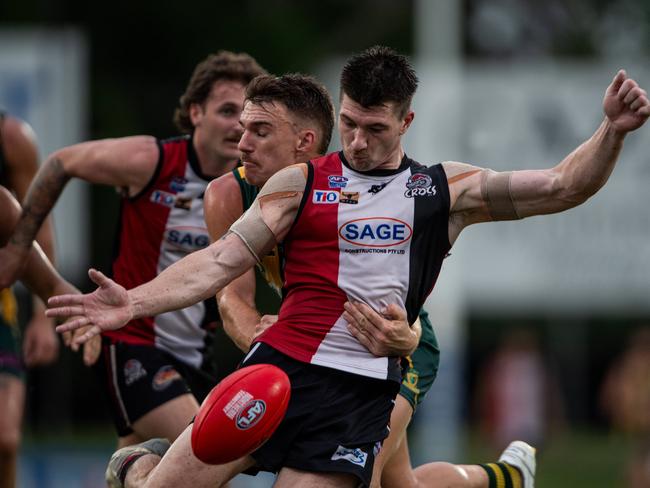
[254,314,278,341]
[0,242,31,289]
[47,268,133,345]
[64,325,102,366]
[343,301,419,357]
[22,313,59,367]
[603,70,650,133]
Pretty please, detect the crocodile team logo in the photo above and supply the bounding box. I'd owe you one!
[405,173,436,198]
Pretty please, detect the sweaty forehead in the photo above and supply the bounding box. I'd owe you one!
[241,100,293,127]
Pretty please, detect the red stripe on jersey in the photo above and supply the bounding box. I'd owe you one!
[257,153,346,361]
[106,138,188,345]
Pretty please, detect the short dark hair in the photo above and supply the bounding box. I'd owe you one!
[340,46,418,117]
[174,51,266,133]
[245,73,334,154]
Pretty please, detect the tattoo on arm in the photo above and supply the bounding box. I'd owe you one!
[10,157,70,248]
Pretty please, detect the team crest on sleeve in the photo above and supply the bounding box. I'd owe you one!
[405,173,437,198]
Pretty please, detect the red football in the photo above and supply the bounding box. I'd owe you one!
[191,363,291,465]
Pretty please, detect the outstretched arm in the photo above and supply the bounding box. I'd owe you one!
[49,164,307,345]
[0,136,159,287]
[446,70,649,242]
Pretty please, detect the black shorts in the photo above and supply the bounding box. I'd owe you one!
[94,338,216,437]
[242,343,400,487]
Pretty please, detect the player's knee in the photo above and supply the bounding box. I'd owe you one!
[0,427,21,455]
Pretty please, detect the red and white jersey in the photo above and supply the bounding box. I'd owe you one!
[256,152,451,381]
[106,136,215,368]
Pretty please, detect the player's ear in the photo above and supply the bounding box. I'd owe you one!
[296,129,316,154]
[189,103,205,127]
[399,111,415,136]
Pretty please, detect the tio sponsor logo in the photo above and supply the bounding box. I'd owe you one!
[165,226,210,251]
[236,399,266,430]
[150,190,176,208]
[339,217,413,248]
[313,190,340,204]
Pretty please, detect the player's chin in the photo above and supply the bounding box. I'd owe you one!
[220,145,241,161]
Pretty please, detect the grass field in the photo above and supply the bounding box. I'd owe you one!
[464,430,633,488]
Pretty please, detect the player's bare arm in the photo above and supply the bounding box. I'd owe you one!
[445,70,649,243]
[48,164,307,344]
[1,116,56,260]
[0,186,86,362]
[0,136,159,288]
[205,173,261,352]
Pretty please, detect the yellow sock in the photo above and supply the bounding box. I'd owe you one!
[479,462,522,488]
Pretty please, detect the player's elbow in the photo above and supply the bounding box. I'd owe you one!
[548,169,596,211]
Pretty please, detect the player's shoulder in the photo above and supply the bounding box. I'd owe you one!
[205,170,242,206]
[0,116,37,156]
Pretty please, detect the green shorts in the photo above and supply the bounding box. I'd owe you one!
[0,289,23,379]
[399,309,439,411]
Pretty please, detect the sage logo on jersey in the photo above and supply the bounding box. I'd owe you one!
[328,175,348,188]
[405,173,437,198]
[235,399,266,430]
[165,226,210,251]
[313,190,339,204]
[339,217,413,248]
[331,445,368,467]
[150,190,176,208]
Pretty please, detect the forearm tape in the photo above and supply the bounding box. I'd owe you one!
[230,164,306,263]
[480,170,521,220]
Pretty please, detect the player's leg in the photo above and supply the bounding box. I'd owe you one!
[109,425,254,488]
[274,467,358,488]
[374,309,438,487]
[0,305,25,488]
[96,340,205,448]
[411,441,536,488]
[0,374,24,488]
[371,395,416,488]
[117,394,200,448]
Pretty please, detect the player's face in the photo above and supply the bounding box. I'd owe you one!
[339,94,413,172]
[191,80,246,162]
[238,101,303,187]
